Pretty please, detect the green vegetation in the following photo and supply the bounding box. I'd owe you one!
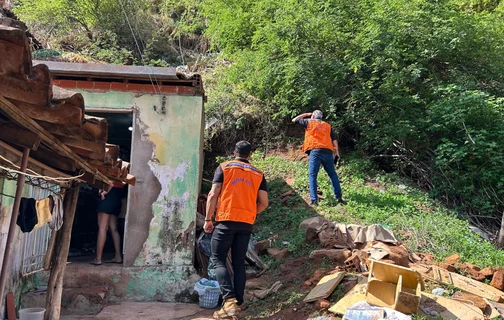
[13,0,504,228]
[251,152,504,268]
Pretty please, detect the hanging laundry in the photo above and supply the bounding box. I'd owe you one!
[33,197,53,231]
[16,198,37,233]
[48,194,63,231]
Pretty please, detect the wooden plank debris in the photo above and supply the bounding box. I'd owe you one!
[419,293,484,320]
[328,277,368,315]
[304,271,345,303]
[412,264,504,302]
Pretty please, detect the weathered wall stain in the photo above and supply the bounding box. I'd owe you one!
[76,90,203,268]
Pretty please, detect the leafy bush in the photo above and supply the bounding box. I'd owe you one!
[202,0,504,220]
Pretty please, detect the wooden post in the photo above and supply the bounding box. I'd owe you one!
[44,182,80,320]
[0,147,30,308]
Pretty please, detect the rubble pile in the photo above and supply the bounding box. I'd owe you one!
[254,216,504,319]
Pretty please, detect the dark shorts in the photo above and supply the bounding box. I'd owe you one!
[96,187,123,216]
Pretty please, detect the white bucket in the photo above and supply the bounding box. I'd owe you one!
[19,308,45,320]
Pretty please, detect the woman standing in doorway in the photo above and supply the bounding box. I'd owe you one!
[91,182,124,265]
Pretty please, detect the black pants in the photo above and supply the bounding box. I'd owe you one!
[211,222,252,306]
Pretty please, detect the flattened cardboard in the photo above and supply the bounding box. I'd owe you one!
[328,277,368,315]
[304,271,345,303]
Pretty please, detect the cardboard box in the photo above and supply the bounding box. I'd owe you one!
[366,260,424,314]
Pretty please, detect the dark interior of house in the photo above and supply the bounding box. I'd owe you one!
[68,112,133,260]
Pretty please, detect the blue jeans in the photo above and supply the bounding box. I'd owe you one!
[308,149,342,201]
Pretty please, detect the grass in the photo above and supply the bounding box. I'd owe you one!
[248,151,504,268]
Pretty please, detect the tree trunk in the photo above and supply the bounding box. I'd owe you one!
[497,211,504,248]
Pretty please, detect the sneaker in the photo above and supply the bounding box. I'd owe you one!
[337,197,347,205]
[310,200,318,206]
[213,298,241,319]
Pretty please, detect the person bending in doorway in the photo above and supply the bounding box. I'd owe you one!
[91,182,124,265]
[204,141,269,319]
[292,110,346,206]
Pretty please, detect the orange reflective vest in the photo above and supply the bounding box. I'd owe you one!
[216,160,264,225]
[301,120,335,153]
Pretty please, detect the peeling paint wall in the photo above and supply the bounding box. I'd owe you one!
[77,90,204,267]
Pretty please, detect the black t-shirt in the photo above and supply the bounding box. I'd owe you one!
[212,160,268,191]
[295,119,337,154]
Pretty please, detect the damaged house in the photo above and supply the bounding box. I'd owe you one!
[0,18,205,318]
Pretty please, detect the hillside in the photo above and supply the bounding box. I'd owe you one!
[208,148,504,319]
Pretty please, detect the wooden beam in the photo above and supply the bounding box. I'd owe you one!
[44,183,80,320]
[0,140,72,186]
[0,95,111,185]
[68,147,105,161]
[30,145,77,172]
[0,119,41,149]
[54,135,105,153]
[0,69,51,106]
[9,98,83,126]
[83,116,108,142]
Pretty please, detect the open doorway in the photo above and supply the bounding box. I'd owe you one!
[68,111,133,264]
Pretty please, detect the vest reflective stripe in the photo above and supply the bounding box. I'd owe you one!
[301,120,335,153]
[216,161,264,225]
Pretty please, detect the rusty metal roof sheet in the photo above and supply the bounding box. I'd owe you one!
[35,60,182,81]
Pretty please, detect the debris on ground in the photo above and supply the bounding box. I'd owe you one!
[309,249,352,264]
[343,301,411,320]
[411,264,504,302]
[251,219,504,319]
[304,272,345,303]
[253,280,282,300]
[420,293,484,319]
[366,261,423,314]
[267,247,288,261]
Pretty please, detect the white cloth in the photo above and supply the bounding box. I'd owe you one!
[48,194,63,231]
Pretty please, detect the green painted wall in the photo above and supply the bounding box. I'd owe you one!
[77,90,204,267]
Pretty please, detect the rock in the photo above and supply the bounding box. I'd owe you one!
[308,269,328,283]
[480,267,496,278]
[460,263,485,281]
[418,253,436,265]
[255,239,270,255]
[309,249,352,264]
[444,254,461,265]
[432,288,445,296]
[315,299,331,310]
[299,217,329,243]
[267,248,288,261]
[303,281,313,287]
[363,242,410,267]
[452,292,487,312]
[439,263,456,272]
[491,269,504,291]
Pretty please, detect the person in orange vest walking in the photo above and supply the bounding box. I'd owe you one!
[204,141,269,319]
[292,110,346,206]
